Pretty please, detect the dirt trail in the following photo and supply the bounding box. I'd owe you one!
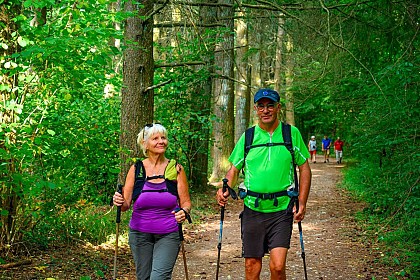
[170,155,392,280]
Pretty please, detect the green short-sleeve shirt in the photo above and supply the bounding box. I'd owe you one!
[229,124,310,213]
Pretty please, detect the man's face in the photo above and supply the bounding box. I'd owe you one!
[254,98,280,125]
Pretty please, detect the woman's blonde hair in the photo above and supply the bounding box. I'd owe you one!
[137,123,168,157]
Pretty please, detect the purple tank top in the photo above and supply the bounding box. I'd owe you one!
[129,180,179,234]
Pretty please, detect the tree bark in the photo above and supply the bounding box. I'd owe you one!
[234,11,251,142]
[210,0,235,182]
[274,15,285,118]
[0,1,22,248]
[285,33,295,125]
[249,14,264,126]
[188,1,217,191]
[119,0,155,183]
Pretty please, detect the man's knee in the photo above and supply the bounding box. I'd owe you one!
[245,257,262,276]
[269,261,286,275]
[269,247,288,278]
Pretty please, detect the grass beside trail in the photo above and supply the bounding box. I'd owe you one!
[340,159,419,280]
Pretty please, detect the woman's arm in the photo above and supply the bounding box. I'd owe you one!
[113,164,135,212]
[175,164,192,221]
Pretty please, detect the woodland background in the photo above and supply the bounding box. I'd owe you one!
[1,0,418,279]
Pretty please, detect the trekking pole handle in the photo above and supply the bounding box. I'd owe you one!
[175,207,192,224]
[222,178,228,193]
[116,184,123,224]
[175,208,189,242]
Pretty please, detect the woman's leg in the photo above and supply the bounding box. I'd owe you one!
[129,229,154,280]
[150,231,180,280]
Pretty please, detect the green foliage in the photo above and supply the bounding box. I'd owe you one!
[153,31,215,187]
[1,3,418,280]
[290,2,419,278]
[24,204,131,248]
[342,160,419,279]
[1,0,123,248]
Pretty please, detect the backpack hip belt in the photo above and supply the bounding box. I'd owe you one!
[245,189,298,208]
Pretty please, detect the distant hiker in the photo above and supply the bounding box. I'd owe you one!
[334,137,344,164]
[216,88,312,280]
[112,123,191,280]
[322,135,332,163]
[308,135,317,163]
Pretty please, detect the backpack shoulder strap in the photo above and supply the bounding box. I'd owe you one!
[164,159,179,198]
[244,126,255,160]
[242,126,255,174]
[281,122,293,155]
[135,159,145,178]
[282,122,300,195]
[133,159,146,202]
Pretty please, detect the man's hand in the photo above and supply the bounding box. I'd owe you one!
[216,188,230,207]
[294,202,306,222]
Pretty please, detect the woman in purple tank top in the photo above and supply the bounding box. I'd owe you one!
[113,123,191,280]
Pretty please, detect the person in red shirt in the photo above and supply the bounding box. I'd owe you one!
[334,137,344,164]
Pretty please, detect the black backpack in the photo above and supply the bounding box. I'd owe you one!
[132,159,179,202]
[242,122,299,208]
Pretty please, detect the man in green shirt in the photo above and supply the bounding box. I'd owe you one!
[216,88,312,280]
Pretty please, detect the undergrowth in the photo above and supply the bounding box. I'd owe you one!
[341,160,419,279]
[13,189,219,253]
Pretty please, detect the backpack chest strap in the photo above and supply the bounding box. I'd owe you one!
[141,189,168,193]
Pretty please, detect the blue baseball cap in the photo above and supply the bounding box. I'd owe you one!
[254,88,280,103]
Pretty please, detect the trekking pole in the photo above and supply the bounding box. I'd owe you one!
[296,200,308,280]
[179,224,189,280]
[215,178,228,280]
[113,184,123,280]
[176,208,192,280]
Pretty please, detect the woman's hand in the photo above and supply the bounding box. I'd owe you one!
[113,192,124,207]
[173,208,190,223]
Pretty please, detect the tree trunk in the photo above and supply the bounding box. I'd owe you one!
[188,1,217,191]
[119,0,155,184]
[285,33,295,125]
[109,0,122,73]
[234,11,251,141]
[0,2,22,248]
[274,16,285,121]
[249,16,264,126]
[209,0,235,183]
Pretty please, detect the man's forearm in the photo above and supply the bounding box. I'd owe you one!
[298,161,312,205]
[225,165,239,189]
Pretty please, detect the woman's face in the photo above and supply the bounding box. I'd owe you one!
[146,132,168,155]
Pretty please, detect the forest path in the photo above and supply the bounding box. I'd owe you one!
[170,154,392,280]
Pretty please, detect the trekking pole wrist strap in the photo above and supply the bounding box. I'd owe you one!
[180,208,192,223]
[226,186,238,200]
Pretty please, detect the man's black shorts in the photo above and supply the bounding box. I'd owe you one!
[241,206,293,258]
